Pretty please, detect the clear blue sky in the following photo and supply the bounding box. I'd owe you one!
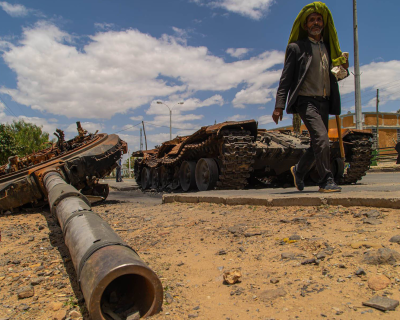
[1,0,399,151]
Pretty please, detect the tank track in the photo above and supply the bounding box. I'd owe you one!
[340,134,373,184]
[136,129,256,191]
[216,130,256,190]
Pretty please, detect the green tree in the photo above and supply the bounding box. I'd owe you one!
[0,124,18,164]
[10,120,50,155]
[0,120,50,165]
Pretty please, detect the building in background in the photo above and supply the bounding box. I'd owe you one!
[278,111,400,150]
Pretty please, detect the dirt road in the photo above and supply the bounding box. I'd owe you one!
[1,197,400,320]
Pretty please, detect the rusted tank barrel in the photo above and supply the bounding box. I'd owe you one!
[43,172,163,319]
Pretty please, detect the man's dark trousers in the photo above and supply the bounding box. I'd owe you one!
[295,96,333,184]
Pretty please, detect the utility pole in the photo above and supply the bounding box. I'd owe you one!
[376,89,380,150]
[128,149,131,178]
[140,128,143,151]
[353,0,362,130]
[142,121,147,150]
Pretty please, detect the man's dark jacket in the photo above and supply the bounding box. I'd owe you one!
[275,38,342,115]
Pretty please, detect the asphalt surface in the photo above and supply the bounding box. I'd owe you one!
[105,171,400,208]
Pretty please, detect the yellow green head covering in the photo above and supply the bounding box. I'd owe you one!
[288,1,346,66]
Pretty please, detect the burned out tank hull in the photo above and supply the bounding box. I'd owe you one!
[0,129,127,211]
[133,120,373,191]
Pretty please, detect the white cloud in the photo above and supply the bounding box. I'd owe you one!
[258,114,274,125]
[130,115,143,121]
[0,22,283,120]
[226,114,247,121]
[193,0,275,20]
[0,103,59,137]
[226,48,251,58]
[94,23,115,31]
[118,133,140,151]
[0,1,28,17]
[232,69,281,108]
[258,106,266,110]
[338,60,400,111]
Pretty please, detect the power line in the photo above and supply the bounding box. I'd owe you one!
[0,95,18,118]
[112,122,142,134]
[145,121,199,131]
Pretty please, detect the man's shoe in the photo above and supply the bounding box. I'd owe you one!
[319,179,341,193]
[290,166,304,191]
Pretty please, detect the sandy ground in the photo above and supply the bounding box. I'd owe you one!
[1,194,400,320]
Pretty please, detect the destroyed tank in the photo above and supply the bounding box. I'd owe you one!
[0,122,127,211]
[0,123,164,319]
[132,120,373,191]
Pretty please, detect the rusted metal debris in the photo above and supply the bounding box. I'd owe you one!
[133,119,373,191]
[0,122,164,319]
[44,172,163,319]
[0,122,126,211]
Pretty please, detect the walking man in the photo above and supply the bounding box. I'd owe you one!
[272,2,349,192]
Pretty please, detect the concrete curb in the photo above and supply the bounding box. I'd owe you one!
[163,194,400,209]
[368,166,400,173]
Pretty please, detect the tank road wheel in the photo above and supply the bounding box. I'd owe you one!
[150,167,160,189]
[179,161,197,192]
[141,167,151,190]
[195,158,219,191]
[171,166,180,190]
[160,166,171,189]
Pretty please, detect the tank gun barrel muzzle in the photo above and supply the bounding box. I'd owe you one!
[43,172,163,319]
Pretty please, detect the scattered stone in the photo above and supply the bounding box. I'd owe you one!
[368,275,391,291]
[259,288,287,302]
[69,310,81,319]
[355,268,366,276]
[18,303,30,311]
[228,225,243,235]
[244,232,261,237]
[31,277,44,286]
[217,249,227,255]
[193,306,200,310]
[363,218,382,225]
[188,313,198,318]
[230,287,245,296]
[316,252,327,260]
[238,247,245,253]
[362,296,399,311]
[353,212,362,218]
[292,217,308,224]
[177,262,185,266]
[350,241,381,249]
[51,302,63,311]
[289,234,301,241]
[270,278,279,284]
[301,258,319,265]
[223,269,242,285]
[28,236,35,242]
[363,210,381,218]
[165,292,173,304]
[281,252,295,260]
[17,285,34,299]
[11,260,21,265]
[38,225,45,230]
[363,248,400,265]
[389,235,400,244]
[53,309,67,320]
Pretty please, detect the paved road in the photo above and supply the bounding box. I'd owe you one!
[104,172,400,208]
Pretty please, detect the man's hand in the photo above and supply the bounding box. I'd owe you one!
[342,56,349,69]
[272,108,283,125]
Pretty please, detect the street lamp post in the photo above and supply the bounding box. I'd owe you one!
[156,101,184,140]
